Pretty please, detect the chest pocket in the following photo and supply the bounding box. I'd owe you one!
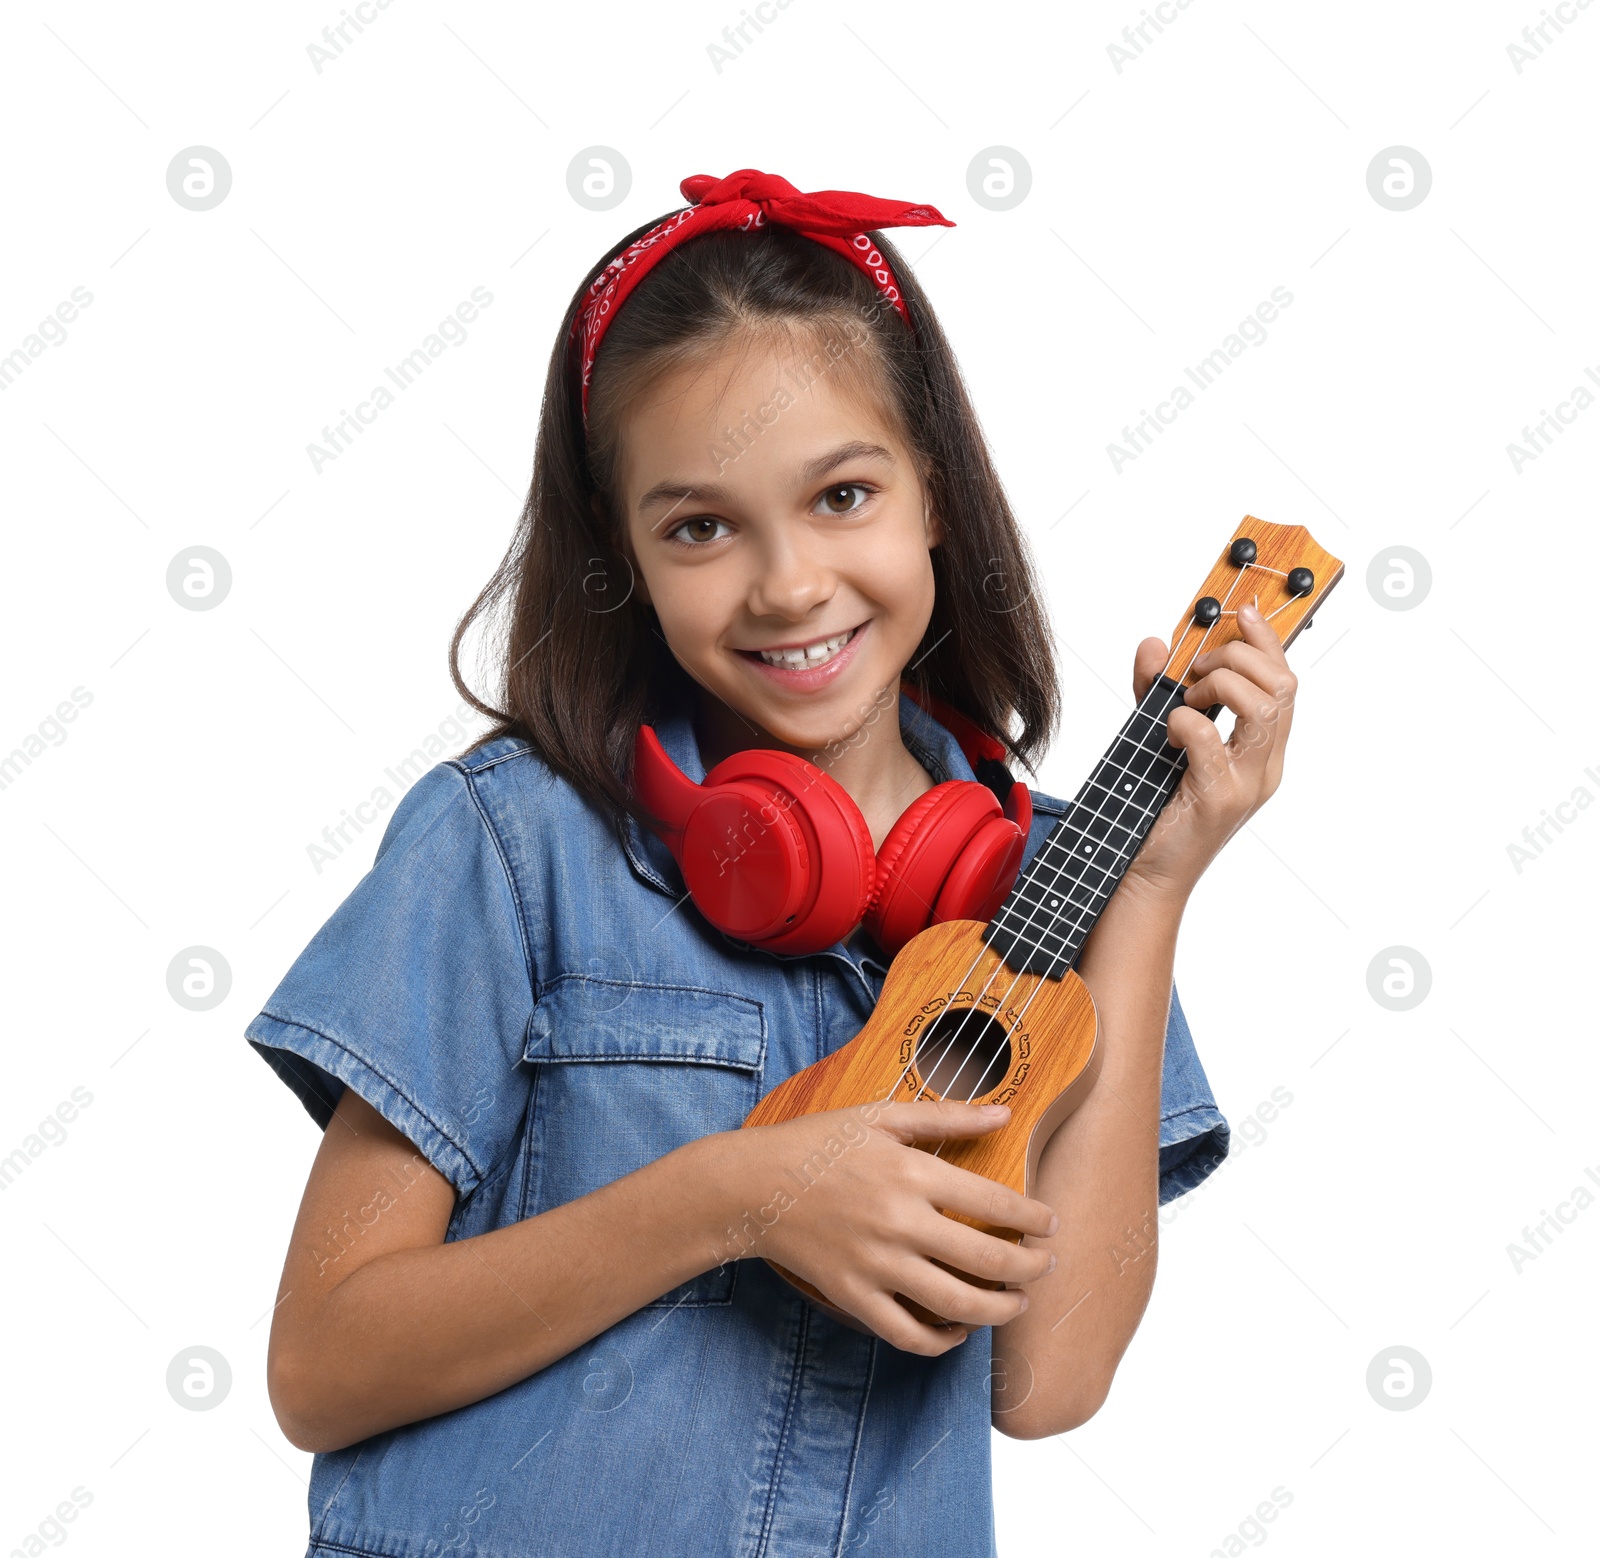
[521,977,768,1307]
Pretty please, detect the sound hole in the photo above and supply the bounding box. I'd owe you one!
[914,1008,1013,1103]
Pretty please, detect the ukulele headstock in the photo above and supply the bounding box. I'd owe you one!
[1167,517,1344,686]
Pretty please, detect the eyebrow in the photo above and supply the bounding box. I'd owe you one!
[637,440,896,519]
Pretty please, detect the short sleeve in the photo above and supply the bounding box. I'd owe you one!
[244,761,537,1200]
[1158,983,1229,1204]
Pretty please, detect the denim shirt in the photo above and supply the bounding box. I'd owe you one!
[245,689,1229,1558]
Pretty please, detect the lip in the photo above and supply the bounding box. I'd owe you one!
[734,619,869,692]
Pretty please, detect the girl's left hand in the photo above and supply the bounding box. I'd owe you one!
[1123,600,1298,902]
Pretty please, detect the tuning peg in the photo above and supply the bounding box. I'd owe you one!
[1192,596,1222,626]
[1229,538,1258,566]
[1288,567,1314,595]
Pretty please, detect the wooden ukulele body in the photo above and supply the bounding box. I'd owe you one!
[740,918,1098,1328]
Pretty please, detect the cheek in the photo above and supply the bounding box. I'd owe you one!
[871,540,937,619]
[648,581,707,646]
[642,565,737,666]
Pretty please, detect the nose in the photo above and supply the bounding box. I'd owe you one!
[744,528,836,623]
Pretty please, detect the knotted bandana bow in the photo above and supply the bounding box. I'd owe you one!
[570,168,954,422]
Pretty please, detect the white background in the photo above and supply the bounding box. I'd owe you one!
[2,2,1594,1554]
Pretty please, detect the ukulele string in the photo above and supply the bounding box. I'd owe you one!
[874,635,1199,1117]
[871,557,1291,1111]
[973,557,1303,1070]
[940,556,1292,1100]
[900,688,1188,1127]
[890,557,1265,1149]
[929,559,1261,1113]
[875,627,1200,1117]
[927,557,1270,1122]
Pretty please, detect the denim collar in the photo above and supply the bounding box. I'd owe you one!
[621,688,976,969]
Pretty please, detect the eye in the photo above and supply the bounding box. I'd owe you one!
[663,515,732,548]
[815,483,874,516]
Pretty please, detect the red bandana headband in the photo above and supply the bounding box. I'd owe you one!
[570,168,954,423]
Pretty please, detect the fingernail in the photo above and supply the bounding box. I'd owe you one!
[1017,1293,1029,1312]
[1047,1213,1060,1236]
[1240,602,1261,622]
[981,1103,1009,1116]
[1047,1253,1058,1272]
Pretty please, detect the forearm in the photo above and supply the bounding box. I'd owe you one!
[275,1130,747,1452]
[990,870,1185,1437]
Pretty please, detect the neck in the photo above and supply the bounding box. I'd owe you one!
[983,674,1209,978]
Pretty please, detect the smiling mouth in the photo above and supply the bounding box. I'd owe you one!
[737,623,862,670]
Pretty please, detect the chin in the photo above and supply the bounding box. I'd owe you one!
[774,682,901,747]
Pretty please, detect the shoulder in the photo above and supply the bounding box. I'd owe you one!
[441,733,613,835]
[369,734,615,897]
[452,732,544,780]
[388,734,592,838]
[406,731,639,917]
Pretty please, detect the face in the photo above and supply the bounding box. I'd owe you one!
[615,329,944,757]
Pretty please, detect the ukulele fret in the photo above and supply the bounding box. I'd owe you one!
[1081,772,1169,813]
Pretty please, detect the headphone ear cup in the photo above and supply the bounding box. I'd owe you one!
[693,749,878,954]
[678,777,814,942]
[931,815,1025,925]
[866,782,1024,957]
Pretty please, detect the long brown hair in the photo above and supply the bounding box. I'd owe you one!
[448,211,1060,848]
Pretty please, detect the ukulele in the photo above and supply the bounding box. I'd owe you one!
[740,516,1343,1328]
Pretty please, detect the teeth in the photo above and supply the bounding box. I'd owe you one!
[757,627,855,668]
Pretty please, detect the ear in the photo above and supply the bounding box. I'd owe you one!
[923,501,945,550]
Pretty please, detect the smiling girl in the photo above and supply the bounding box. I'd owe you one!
[247,170,1298,1557]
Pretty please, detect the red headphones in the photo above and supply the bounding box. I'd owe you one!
[632,684,1032,958]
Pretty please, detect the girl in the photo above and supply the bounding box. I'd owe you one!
[248,168,1297,1557]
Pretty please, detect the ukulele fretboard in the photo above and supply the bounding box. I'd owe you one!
[984,674,1212,979]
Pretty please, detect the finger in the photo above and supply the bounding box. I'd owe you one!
[1209,632,1297,763]
[1131,636,1171,703]
[915,1159,1059,1240]
[863,1098,1013,1147]
[1189,639,1295,702]
[1190,626,1297,727]
[918,1212,1058,1288]
[851,1287,972,1356]
[1168,689,1267,803]
[889,1255,1032,1329]
[1181,666,1293,764]
[1161,703,1231,792]
[1233,598,1294,661]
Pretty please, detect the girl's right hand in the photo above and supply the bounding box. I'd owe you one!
[724,1099,1059,1355]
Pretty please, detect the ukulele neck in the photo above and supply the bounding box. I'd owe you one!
[982,674,1212,978]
